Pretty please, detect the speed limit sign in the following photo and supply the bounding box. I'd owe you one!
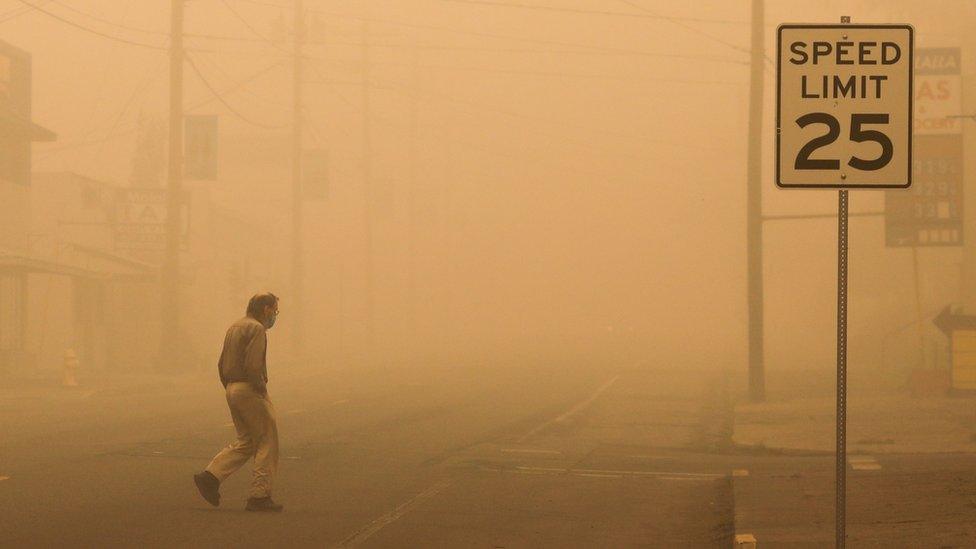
[776,24,914,188]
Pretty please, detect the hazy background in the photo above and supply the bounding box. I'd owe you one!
[3,0,973,381]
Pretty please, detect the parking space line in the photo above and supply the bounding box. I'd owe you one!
[337,480,452,547]
[509,465,721,479]
[849,455,882,471]
[517,466,568,473]
[501,448,561,455]
[574,468,723,478]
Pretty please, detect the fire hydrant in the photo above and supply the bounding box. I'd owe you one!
[63,349,79,387]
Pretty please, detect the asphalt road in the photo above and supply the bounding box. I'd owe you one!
[0,362,736,548]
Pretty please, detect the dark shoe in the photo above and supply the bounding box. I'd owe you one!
[245,496,284,512]
[193,471,220,507]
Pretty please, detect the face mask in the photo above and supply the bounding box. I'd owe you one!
[264,312,277,330]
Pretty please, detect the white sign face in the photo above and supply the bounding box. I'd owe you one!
[777,24,914,189]
[114,189,188,251]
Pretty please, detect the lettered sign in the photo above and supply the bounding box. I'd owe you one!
[777,24,914,189]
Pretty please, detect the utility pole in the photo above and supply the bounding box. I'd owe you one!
[441,124,455,353]
[746,0,765,402]
[361,20,375,355]
[406,36,420,357]
[291,0,305,359]
[162,0,184,368]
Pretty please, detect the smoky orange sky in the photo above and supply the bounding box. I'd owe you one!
[3,0,974,374]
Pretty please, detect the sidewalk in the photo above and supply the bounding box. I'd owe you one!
[732,371,976,547]
[734,379,976,455]
[733,454,976,548]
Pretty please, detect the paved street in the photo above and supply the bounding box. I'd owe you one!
[0,363,736,547]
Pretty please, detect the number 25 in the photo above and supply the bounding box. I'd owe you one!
[794,113,893,171]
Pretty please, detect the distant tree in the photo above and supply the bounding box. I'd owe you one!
[129,113,166,188]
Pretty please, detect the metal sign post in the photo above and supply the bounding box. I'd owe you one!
[836,184,848,548]
[836,18,850,549]
[775,16,913,548]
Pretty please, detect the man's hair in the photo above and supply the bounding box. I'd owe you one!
[246,292,279,319]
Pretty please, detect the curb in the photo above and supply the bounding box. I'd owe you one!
[731,469,754,548]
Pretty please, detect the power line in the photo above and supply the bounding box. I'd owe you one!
[615,0,751,56]
[302,70,734,152]
[193,50,291,108]
[82,0,147,173]
[231,0,290,9]
[616,0,773,64]
[365,76,722,152]
[13,0,167,50]
[218,0,289,52]
[0,0,51,23]
[235,3,750,64]
[185,52,288,129]
[38,58,284,160]
[306,40,747,65]
[410,64,746,84]
[310,58,746,85]
[46,0,169,35]
[186,59,284,111]
[437,0,750,24]
[33,0,291,46]
[36,0,746,66]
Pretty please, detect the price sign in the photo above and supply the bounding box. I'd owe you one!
[776,24,914,189]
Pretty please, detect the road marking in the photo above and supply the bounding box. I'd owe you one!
[0,476,9,482]
[223,422,234,427]
[573,468,723,478]
[511,465,720,479]
[338,480,452,547]
[516,466,568,473]
[735,533,757,548]
[332,399,350,405]
[500,448,561,455]
[500,466,718,482]
[732,469,750,477]
[849,455,881,471]
[518,375,620,442]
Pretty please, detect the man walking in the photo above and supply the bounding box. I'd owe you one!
[194,293,283,512]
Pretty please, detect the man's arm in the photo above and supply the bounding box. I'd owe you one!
[243,327,268,395]
[217,344,228,387]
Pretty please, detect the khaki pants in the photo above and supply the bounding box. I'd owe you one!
[205,382,279,498]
